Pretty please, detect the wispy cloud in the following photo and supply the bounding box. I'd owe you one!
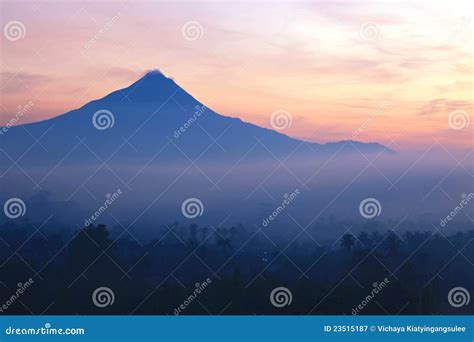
[417,99,473,117]
[0,72,51,93]
[0,1,471,149]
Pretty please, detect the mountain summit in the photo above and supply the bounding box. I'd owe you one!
[101,69,184,104]
[0,70,391,167]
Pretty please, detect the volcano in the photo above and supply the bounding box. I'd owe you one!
[0,69,391,169]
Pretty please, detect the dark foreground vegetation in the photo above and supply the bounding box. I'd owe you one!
[0,220,473,315]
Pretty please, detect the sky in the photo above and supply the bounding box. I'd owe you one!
[0,0,472,150]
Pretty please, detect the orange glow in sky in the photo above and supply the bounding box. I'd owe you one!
[0,0,472,150]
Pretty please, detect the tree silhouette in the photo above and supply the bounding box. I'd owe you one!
[215,227,232,254]
[1,218,473,315]
[188,223,198,248]
[340,233,355,251]
[384,231,402,256]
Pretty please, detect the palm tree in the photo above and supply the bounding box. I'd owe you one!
[340,233,355,251]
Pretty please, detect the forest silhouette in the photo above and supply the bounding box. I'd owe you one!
[0,220,473,315]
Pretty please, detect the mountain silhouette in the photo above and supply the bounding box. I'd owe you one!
[0,69,391,168]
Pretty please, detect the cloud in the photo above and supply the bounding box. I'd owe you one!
[417,99,473,117]
[0,72,51,93]
[104,67,142,81]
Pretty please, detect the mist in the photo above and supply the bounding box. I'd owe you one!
[1,147,472,243]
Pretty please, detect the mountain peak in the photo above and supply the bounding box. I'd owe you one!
[137,68,174,84]
[140,69,172,81]
[102,68,181,103]
[144,69,167,77]
[1,68,392,163]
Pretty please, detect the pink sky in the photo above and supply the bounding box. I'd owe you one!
[0,0,472,150]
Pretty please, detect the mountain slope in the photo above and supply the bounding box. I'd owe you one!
[0,70,391,167]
